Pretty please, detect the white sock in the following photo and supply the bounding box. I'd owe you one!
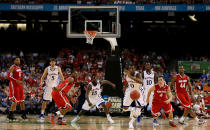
[41,110,45,115]
[130,117,136,123]
[180,116,185,122]
[56,111,60,115]
[194,117,199,122]
[106,114,111,118]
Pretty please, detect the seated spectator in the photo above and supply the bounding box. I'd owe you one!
[193,96,209,119]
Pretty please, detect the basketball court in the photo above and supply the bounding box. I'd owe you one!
[0,115,209,130]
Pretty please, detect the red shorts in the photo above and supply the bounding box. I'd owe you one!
[151,100,173,117]
[52,90,71,110]
[176,92,192,110]
[9,81,24,104]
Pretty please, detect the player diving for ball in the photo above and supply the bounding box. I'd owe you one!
[123,65,144,129]
[71,74,116,124]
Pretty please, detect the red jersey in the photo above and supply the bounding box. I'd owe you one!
[153,84,169,101]
[176,74,188,93]
[8,65,22,82]
[56,79,74,94]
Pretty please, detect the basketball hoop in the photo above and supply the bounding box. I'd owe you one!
[84,30,98,45]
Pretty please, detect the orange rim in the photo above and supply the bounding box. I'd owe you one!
[84,30,98,37]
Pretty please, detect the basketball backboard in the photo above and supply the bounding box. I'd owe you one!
[67,6,120,38]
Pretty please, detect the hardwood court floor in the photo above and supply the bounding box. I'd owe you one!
[0,115,209,130]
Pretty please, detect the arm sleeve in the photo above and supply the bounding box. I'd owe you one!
[7,71,17,82]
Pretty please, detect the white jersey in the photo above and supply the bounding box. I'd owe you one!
[46,65,59,87]
[143,70,154,90]
[126,75,141,91]
[82,81,104,110]
[123,74,144,107]
[89,81,101,98]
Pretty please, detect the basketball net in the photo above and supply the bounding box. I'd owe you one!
[84,30,98,45]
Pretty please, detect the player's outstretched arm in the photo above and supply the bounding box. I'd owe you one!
[100,80,116,88]
[40,67,48,86]
[154,72,158,84]
[58,67,64,82]
[146,85,155,104]
[165,87,173,104]
[86,84,92,106]
[127,73,143,84]
[187,76,195,103]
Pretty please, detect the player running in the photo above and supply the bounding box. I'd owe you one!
[170,66,205,125]
[123,65,144,129]
[147,75,177,127]
[71,74,116,124]
[52,71,78,125]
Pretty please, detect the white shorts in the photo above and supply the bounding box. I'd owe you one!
[82,95,105,111]
[144,87,154,107]
[123,87,145,107]
[43,83,58,101]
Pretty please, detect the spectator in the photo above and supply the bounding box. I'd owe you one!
[200,70,208,82]
[163,70,170,84]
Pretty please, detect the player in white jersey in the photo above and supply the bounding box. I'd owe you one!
[71,74,116,124]
[143,62,156,109]
[38,58,64,121]
[123,65,144,129]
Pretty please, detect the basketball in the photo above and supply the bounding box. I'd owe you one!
[106,102,112,108]
[130,90,140,100]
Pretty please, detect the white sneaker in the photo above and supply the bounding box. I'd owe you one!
[71,116,80,123]
[129,118,135,129]
[107,116,114,124]
[129,121,134,129]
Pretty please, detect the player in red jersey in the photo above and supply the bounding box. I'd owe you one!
[171,66,205,125]
[7,57,27,120]
[52,71,78,125]
[147,75,176,127]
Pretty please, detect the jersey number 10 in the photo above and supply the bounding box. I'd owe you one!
[147,80,152,85]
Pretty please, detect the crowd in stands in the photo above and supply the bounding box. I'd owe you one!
[0,47,209,119]
[0,0,209,4]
